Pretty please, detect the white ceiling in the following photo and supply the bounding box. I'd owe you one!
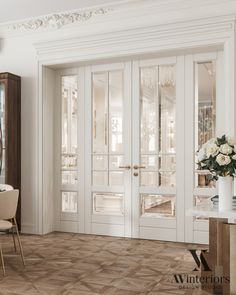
[0,0,116,24]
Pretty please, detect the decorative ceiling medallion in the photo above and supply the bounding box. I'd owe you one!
[8,8,112,31]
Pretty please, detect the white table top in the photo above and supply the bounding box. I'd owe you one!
[187,206,236,223]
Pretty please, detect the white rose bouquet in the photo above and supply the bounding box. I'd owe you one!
[196,135,236,180]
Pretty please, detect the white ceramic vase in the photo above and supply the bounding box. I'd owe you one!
[218,176,233,211]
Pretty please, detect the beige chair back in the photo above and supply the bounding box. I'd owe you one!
[0,190,19,220]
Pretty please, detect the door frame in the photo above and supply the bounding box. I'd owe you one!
[37,16,235,235]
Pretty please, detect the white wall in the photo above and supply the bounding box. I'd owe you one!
[0,37,38,233]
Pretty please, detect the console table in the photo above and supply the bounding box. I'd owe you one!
[191,207,236,295]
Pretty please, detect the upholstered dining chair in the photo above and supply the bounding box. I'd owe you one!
[0,189,25,276]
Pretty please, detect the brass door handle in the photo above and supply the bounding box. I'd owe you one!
[119,165,131,170]
[133,165,146,170]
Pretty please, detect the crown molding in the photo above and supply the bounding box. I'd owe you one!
[35,15,235,62]
[7,7,112,31]
[1,0,236,39]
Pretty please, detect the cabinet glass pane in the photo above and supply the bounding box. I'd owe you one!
[141,194,176,218]
[0,83,5,183]
[195,61,216,188]
[93,193,123,215]
[140,65,176,187]
[62,192,78,213]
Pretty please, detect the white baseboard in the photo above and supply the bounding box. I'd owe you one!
[21,223,36,234]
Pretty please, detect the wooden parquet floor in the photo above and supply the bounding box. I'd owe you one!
[0,232,210,295]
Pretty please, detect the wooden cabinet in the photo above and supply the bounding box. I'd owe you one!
[0,73,21,228]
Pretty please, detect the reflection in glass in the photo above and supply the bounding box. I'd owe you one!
[140,67,158,154]
[62,171,78,185]
[194,195,211,220]
[61,76,78,154]
[159,65,176,154]
[109,171,123,186]
[159,172,175,187]
[62,191,78,213]
[195,171,215,188]
[195,61,216,188]
[61,76,78,186]
[159,155,176,171]
[141,155,158,170]
[141,194,175,218]
[109,155,123,170]
[109,71,123,154]
[92,71,124,186]
[93,155,108,170]
[93,171,108,186]
[62,154,77,169]
[93,73,108,154]
[140,65,176,187]
[93,193,123,215]
[141,172,157,186]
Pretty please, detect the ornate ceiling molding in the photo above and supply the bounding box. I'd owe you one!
[8,8,112,31]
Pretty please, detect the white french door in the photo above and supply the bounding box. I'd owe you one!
[55,51,222,243]
[131,57,185,241]
[84,63,132,237]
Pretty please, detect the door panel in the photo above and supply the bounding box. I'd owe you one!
[132,57,185,242]
[85,62,132,237]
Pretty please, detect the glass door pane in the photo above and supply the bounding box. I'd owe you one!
[195,61,216,188]
[194,60,216,220]
[61,75,78,216]
[0,83,5,184]
[140,64,176,218]
[92,71,124,189]
[92,70,125,216]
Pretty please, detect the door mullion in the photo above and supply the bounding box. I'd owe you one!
[131,61,140,238]
[124,62,132,237]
